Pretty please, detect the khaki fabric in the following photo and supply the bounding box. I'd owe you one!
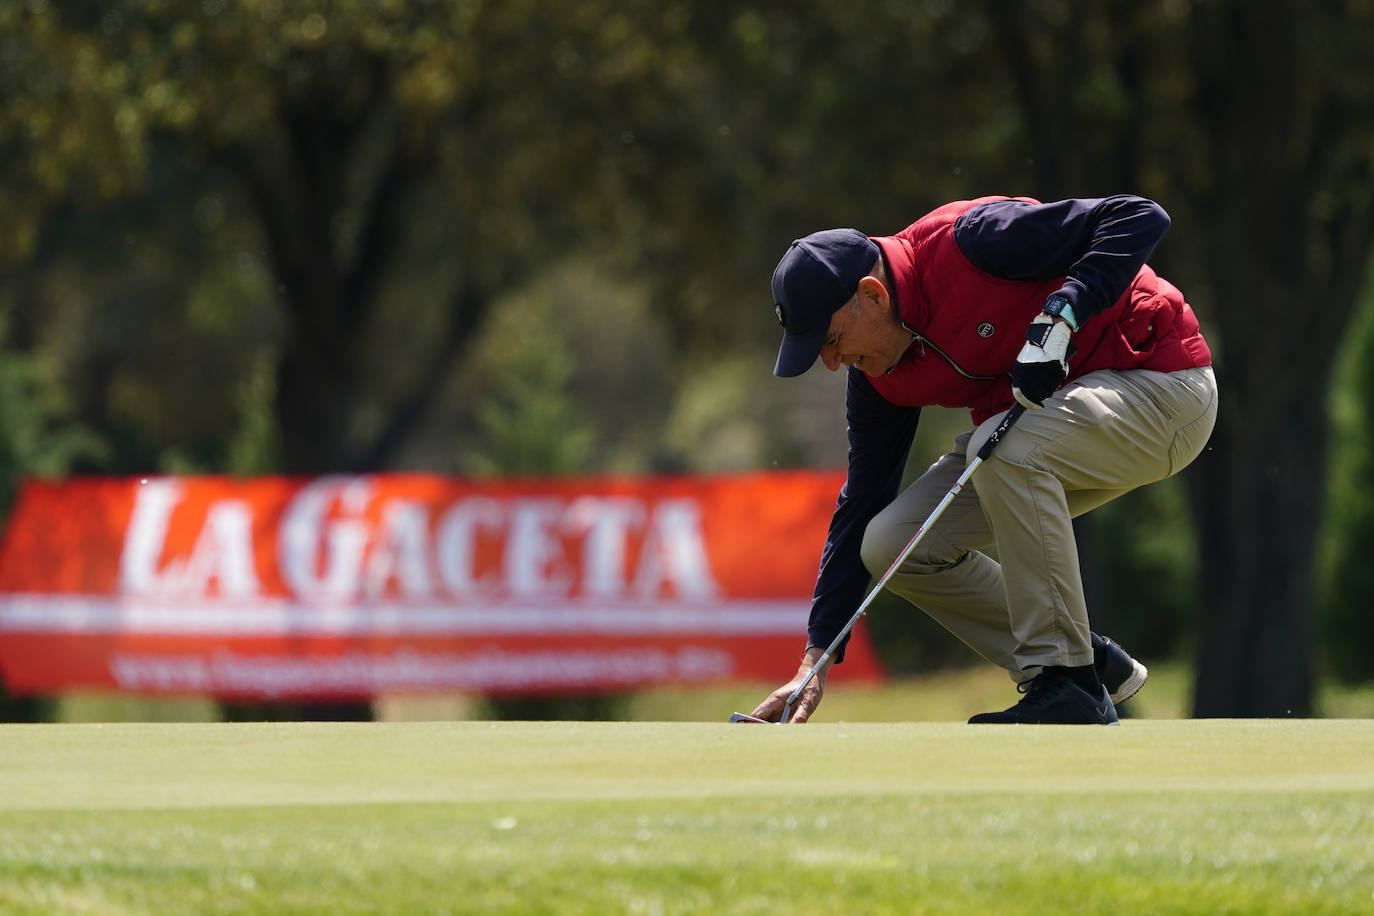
[859,366,1218,679]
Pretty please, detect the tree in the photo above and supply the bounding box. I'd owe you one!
[4,1,710,473]
[1318,281,1374,685]
[973,1,1374,715]
[654,1,1374,713]
[6,2,1372,720]
[2,1,729,720]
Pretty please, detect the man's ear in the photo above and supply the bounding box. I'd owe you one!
[855,275,888,314]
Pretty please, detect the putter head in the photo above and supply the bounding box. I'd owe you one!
[728,712,770,724]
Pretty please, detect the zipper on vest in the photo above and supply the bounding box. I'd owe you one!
[902,322,1001,382]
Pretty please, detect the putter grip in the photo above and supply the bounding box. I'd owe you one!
[976,403,1026,461]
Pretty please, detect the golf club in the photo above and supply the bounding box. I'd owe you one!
[728,712,769,723]
[729,403,1027,724]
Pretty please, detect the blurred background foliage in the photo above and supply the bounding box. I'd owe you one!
[2,0,1374,718]
[1320,272,1374,685]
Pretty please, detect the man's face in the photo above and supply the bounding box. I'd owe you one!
[817,278,910,376]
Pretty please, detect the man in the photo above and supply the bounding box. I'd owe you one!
[749,195,1217,725]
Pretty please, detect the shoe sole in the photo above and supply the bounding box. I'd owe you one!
[1108,658,1148,705]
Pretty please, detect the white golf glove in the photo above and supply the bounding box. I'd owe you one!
[1011,314,1072,409]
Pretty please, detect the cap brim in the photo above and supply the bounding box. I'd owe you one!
[773,324,829,377]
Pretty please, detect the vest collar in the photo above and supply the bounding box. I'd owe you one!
[872,234,925,332]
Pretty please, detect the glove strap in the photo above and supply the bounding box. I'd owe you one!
[1025,319,1055,347]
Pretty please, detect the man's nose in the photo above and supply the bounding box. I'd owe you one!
[820,345,841,371]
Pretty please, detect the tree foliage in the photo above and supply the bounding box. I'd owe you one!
[3,2,1374,716]
[1318,278,1374,685]
[5,0,715,473]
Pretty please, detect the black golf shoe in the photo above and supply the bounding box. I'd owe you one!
[968,668,1120,725]
[1092,633,1149,705]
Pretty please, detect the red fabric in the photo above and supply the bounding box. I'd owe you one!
[868,197,1213,424]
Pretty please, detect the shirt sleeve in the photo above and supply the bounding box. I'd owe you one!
[952,195,1171,326]
[806,368,921,662]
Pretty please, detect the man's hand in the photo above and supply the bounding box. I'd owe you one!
[747,647,833,723]
[1011,314,1073,409]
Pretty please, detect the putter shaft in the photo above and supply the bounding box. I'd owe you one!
[778,404,1025,724]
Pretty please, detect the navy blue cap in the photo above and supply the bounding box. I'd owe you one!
[771,229,880,377]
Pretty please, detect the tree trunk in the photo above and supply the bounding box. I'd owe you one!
[1187,381,1322,716]
[276,322,359,474]
[988,0,1374,715]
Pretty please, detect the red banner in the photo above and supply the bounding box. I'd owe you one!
[0,473,884,699]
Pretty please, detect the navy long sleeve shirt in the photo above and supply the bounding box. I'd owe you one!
[807,196,1170,658]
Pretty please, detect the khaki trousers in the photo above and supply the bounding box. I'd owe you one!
[859,366,1218,679]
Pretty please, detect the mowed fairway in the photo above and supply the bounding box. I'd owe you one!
[1,721,1372,915]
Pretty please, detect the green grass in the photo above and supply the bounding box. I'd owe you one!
[2,720,1372,914]
[56,661,1374,724]
[622,663,1196,723]
[622,662,1374,723]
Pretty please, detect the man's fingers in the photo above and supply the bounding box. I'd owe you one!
[746,669,826,724]
[749,685,798,722]
[780,681,823,723]
[748,695,784,722]
[787,691,821,723]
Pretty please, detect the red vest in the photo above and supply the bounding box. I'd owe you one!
[868,198,1213,424]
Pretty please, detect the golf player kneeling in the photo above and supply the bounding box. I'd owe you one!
[749,195,1217,725]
